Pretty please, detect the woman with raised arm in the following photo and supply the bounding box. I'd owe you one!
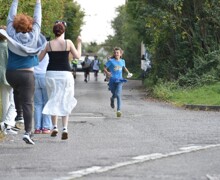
[0,0,47,145]
[39,21,81,140]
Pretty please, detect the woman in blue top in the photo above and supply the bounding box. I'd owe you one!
[0,0,47,145]
[104,47,132,117]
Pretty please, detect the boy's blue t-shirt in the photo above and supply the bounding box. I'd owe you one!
[7,49,39,70]
[105,58,125,79]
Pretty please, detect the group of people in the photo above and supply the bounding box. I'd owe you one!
[81,54,101,82]
[0,0,81,145]
[0,0,132,145]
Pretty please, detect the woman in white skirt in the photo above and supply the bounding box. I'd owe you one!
[39,21,81,140]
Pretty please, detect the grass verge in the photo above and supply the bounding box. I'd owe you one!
[152,81,220,107]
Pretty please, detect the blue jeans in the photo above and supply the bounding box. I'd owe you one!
[34,73,52,130]
[110,82,123,111]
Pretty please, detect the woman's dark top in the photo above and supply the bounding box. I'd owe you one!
[47,41,71,71]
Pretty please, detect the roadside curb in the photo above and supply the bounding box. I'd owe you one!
[184,104,220,111]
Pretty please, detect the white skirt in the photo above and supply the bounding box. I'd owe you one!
[42,71,77,116]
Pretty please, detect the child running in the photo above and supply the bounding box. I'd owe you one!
[103,47,132,117]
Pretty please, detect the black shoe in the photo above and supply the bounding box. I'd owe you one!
[61,129,68,140]
[15,116,24,123]
[110,97,115,109]
[51,127,58,137]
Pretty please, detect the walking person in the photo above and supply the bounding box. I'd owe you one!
[103,47,132,117]
[82,54,92,82]
[34,52,52,134]
[104,56,111,82]
[0,0,47,145]
[92,55,101,81]
[0,26,17,135]
[70,57,78,79]
[38,21,81,140]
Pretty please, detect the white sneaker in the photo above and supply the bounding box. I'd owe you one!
[127,73,133,78]
[23,133,35,145]
[5,128,18,135]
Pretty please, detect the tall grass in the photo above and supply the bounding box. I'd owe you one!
[152,81,220,106]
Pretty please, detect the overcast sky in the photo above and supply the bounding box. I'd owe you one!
[75,0,125,43]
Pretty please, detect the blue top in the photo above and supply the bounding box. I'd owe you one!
[105,58,127,92]
[7,49,38,70]
[105,58,126,79]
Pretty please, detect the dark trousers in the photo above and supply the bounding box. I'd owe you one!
[6,70,35,133]
[84,67,90,79]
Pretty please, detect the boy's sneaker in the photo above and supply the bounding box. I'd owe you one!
[116,111,122,118]
[51,127,58,137]
[110,98,115,109]
[42,128,50,134]
[5,128,18,135]
[23,133,35,145]
[61,129,68,140]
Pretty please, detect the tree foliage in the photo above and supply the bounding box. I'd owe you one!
[0,0,84,42]
[108,0,220,86]
[104,5,142,70]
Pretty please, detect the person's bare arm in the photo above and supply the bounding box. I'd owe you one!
[69,36,82,59]
[124,67,130,74]
[38,44,48,61]
[103,66,111,77]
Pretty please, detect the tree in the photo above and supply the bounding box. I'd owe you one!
[125,0,220,86]
[104,5,142,70]
[0,0,84,43]
[63,0,84,43]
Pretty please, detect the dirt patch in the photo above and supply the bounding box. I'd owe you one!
[0,132,5,142]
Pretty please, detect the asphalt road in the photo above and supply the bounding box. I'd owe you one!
[0,72,220,180]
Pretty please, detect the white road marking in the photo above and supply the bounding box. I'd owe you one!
[206,174,220,180]
[54,144,220,180]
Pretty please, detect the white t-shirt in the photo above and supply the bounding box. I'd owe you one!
[93,59,100,70]
[34,53,49,74]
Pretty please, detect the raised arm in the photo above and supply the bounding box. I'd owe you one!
[33,0,42,27]
[7,0,18,24]
[69,36,82,59]
[6,0,18,36]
